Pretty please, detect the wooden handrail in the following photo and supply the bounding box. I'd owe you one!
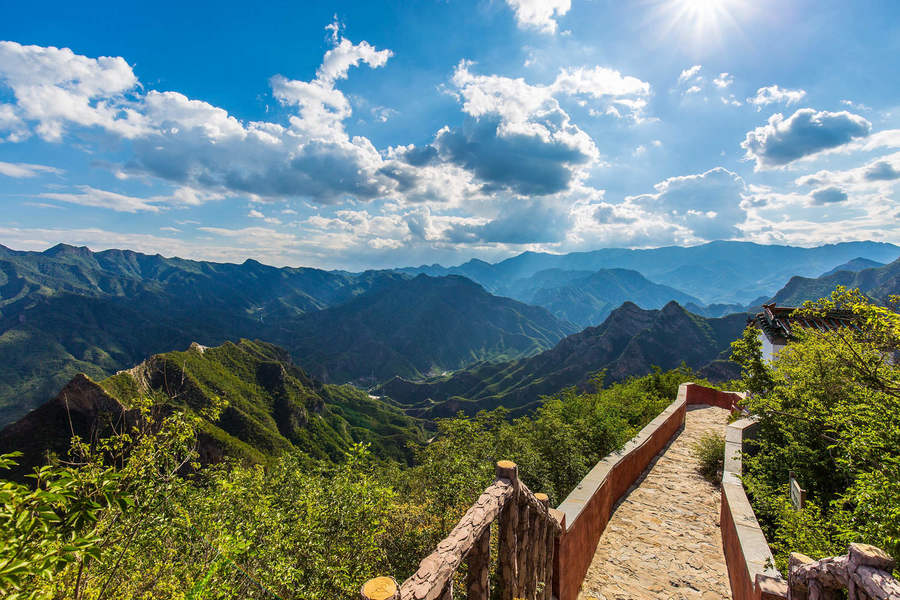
[789,543,900,600]
[361,460,561,600]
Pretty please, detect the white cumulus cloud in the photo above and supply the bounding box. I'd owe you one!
[747,85,806,110]
[742,108,871,169]
[504,0,571,34]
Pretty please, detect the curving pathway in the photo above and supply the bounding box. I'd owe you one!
[578,405,733,600]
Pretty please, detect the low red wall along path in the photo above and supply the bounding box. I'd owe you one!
[683,382,744,411]
[552,382,769,600]
[721,490,756,600]
[552,385,690,600]
[719,416,789,600]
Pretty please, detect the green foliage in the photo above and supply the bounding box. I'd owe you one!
[732,287,900,573]
[1,366,699,599]
[408,364,704,507]
[691,432,725,483]
[730,326,774,397]
[0,453,121,599]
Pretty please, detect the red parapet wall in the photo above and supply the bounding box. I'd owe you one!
[684,382,744,411]
[553,390,688,600]
[721,489,755,600]
[553,382,748,600]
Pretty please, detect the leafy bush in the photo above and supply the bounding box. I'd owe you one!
[691,432,725,483]
[1,366,705,599]
[731,287,900,574]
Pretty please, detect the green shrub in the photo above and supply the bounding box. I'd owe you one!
[691,432,725,483]
[732,288,900,573]
[1,366,702,598]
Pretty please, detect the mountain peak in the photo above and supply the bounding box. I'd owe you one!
[661,300,686,314]
[44,243,93,258]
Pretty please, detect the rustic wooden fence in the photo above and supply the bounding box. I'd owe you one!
[788,543,900,599]
[360,460,562,600]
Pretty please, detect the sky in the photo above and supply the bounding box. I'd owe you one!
[0,0,899,270]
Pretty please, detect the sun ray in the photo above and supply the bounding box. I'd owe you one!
[644,0,754,53]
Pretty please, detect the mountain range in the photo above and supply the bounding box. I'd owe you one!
[768,256,900,307]
[284,274,576,385]
[500,268,701,327]
[375,301,747,419]
[0,244,573,424]
[2,240,898,429]
[398,241,900,306]
[0,339,423,479]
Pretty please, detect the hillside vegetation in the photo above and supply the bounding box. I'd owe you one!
[0,339,424,477]
[731,288,900,573]
[0,366,706,599]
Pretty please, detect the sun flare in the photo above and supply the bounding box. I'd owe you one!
[648,0,751,49]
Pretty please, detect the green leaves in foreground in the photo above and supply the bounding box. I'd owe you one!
[732,287,900,573]
[0,453,126,599]
[1,366,707,599]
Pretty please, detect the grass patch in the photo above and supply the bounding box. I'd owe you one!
[692,431,725,483]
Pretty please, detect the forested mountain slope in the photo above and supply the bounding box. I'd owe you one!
[284,274,577,384]
[376,301,746,418]
[0,339,423,478]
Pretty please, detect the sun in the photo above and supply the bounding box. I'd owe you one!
[646,0,751,50]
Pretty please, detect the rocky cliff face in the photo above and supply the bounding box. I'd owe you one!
[0,374,138,479]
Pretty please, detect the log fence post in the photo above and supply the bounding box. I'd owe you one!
[543,509,558,600]
[530,493,550,600]
[516,498,531,597]
[466,526,491,600]
[497,460,520,600]
[360,576,399,600]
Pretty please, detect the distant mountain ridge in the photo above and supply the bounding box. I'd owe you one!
[769,257,900,307]
[819,257,884,277]
[0,245,572,425]
[503,268,702,327]
[281,274,577,385]
[375,301,746,419]
[397,241,900,305]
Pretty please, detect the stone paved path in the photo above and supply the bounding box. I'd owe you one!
[578,405,732,600]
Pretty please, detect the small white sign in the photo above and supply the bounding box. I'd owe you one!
[789,472,806,510]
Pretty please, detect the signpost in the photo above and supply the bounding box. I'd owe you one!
[789,471,806,510]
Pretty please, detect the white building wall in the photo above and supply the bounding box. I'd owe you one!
[758,329,785,363]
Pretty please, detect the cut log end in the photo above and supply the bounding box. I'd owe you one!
[361,576,399,600]
[496,460,519,481]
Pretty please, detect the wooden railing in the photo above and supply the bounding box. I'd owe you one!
[361,460,562,600]
[788,543,900,600]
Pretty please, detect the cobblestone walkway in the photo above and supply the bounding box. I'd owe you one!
[578,405,732,600]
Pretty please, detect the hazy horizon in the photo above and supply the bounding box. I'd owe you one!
[3,238,898,273]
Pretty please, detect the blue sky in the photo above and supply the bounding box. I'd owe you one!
[1,0,898,270]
